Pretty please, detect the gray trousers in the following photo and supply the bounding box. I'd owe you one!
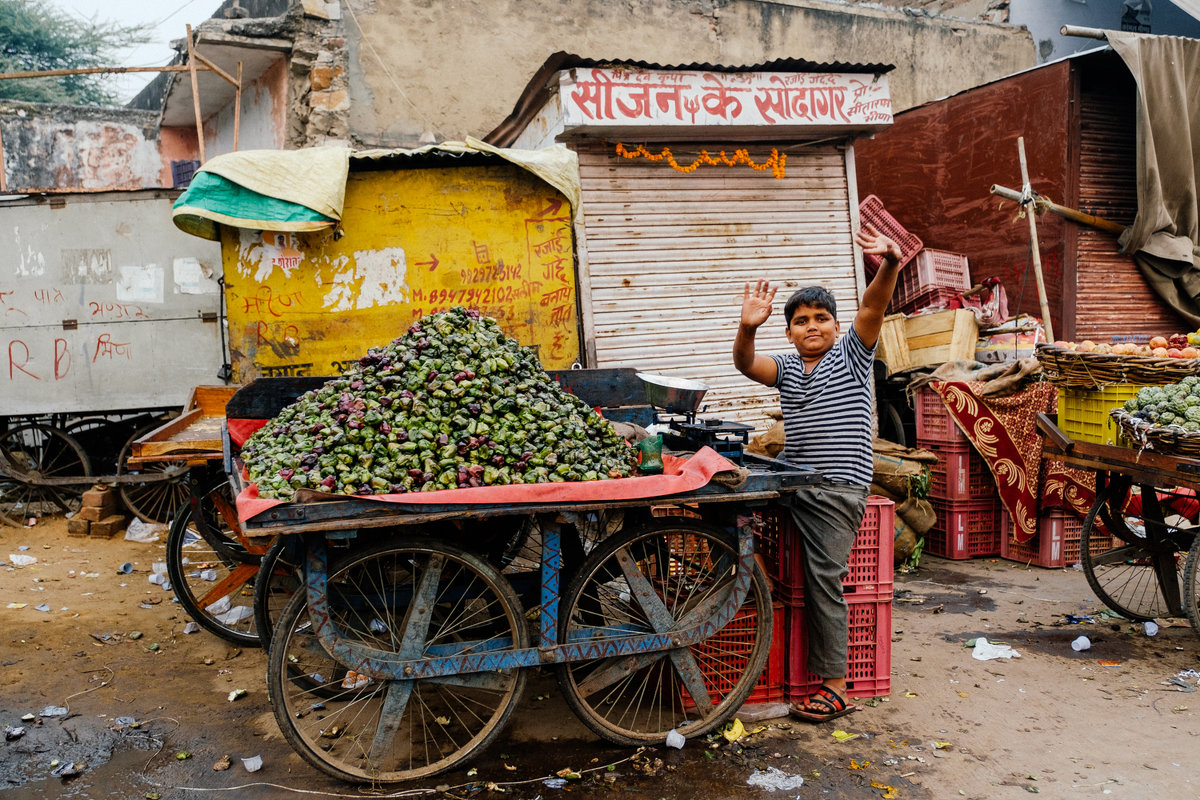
[784,482,869,679]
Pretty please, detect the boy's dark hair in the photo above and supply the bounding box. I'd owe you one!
[783,286,837,325]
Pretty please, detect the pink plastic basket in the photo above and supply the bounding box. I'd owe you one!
[915,387,967,446]
[784,596,892,700]
[860,194,923,277]
[927,498,1002,559]
[890,284,963,315]
[897,249,970,302]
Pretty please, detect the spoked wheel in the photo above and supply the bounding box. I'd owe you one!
[555,519,772,747]
[166,480,265,645]
[116,423,189,524]
[251,534,303,649]
[267,538,528,784]
[1183,531,1200,635]
[1082,478,1192,621]
[0,423,91,526]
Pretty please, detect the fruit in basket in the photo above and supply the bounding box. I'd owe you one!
[241,307,637,500]
[1150,335,1170,349]
[1170,333,1190,349]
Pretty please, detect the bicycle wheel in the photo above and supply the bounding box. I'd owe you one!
[252,534,303,649]
[0,423,91,526]
[116,423,189,524]
[165,482,263,645]
[1082,481,1189,621]
[267,538,528,783]
[555,519,772,747]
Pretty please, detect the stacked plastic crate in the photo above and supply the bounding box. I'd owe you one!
[755,497,895,701]
[917,388,1003,559]
[999,508,1084,569]
[890,249,972,315]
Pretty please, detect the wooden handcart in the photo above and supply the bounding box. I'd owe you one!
[1037,413,1200,633]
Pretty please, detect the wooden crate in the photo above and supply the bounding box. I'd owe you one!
[128,385,240,463]
[877,309,977,375]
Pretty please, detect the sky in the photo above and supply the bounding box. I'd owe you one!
[47,0,228,103]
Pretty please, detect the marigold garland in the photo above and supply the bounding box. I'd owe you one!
[615,142,786,179]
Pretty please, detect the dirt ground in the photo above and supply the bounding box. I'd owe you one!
[2,516,1199,800]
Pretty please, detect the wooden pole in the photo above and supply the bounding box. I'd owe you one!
[233,62,242,152]
[990,183,1125,235]
[0,64,209,81]
[1060,25,1108,40]
[186,25,205,165]
[1017,137,1055,343]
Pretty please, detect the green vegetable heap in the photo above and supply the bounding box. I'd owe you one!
[242,307,637,500]
[1123,377,1200,431]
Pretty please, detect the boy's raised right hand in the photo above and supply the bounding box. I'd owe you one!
[741,279,777,330]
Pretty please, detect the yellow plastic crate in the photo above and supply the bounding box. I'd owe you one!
[1058,385,1157,446]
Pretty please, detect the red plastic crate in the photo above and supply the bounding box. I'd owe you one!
[890,284,962,315]
[860,194,923,277]
[915,387,967,446]
[681,602,785,708]
[927,498,1002,559]
[895,249,970,306]
[754,497,895,597]
[783,596,892,701]
[927,442,994,502]
[1000,508,1112,568]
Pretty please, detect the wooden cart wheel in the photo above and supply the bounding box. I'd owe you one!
[165,480,265,645]
[1180,530,1200,635]
[0,423,91,526]
[116,423,189,524]
[555,519,772,746]
[267,538,528,783]
[1081,478,1190,621]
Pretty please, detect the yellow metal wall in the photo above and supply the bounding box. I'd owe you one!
[222,163,578,381]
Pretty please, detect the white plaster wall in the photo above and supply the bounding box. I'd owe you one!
[342,0,1037,149]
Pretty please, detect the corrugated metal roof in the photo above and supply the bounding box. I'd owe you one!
[485,51,895,148]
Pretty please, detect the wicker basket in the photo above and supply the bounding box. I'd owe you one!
[1036,343,1200,388]
[1109,409,1200,457]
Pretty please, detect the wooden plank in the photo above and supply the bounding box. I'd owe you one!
[132,408,204,458]
[1037,413,1200,487]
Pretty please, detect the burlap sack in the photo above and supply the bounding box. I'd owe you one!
[895,496,936,535]
[873,453,926,501]
[893,515,920,565]
[747,419,786,459]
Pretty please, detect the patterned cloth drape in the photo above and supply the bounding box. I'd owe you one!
[930,381,1096,543]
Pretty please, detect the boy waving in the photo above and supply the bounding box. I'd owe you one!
[733,223,902,722]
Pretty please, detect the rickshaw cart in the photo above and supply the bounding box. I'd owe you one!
[1037,413,1200,632]
[224,375,816,784]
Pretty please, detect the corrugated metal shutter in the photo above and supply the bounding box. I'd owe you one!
[574,141,859,432]
[1075,84,1186,340]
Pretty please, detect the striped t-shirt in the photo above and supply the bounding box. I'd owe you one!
[770,326,875,485]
